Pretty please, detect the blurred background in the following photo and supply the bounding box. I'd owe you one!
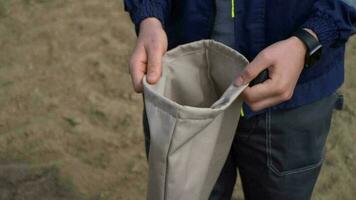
[0,0,355,200]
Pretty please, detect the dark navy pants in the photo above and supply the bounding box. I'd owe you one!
[143,93,339,200]
[209,93,338,200]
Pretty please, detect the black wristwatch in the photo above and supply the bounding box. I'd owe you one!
[293,29,322,68]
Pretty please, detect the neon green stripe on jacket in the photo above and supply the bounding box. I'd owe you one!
[231,0,235,18]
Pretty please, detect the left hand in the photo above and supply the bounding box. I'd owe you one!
[234,36,309,112]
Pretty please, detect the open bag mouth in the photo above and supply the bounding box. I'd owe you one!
[143,40,249,113]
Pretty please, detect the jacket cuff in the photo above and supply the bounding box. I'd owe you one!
[301,10,340,47]
[129,2,166,32]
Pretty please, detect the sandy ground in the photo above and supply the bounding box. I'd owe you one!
[0,1,355,200]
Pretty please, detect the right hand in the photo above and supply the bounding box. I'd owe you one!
[129,17,168,93]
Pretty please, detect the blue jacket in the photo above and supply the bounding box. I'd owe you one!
[124,0,356,117]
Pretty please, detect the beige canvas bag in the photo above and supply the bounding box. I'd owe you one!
[143,40,249,200]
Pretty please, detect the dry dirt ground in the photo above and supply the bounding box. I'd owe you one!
[0,1,355,200]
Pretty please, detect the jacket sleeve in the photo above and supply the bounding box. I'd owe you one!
[301,0,356,47]
[124,0,171,31]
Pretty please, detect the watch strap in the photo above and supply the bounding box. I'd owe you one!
[293,29,322,68]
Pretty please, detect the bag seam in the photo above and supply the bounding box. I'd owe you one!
[205,47,219,99]
[163,113,179,200]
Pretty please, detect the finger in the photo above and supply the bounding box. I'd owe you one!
[146,44,163,84]
[242,78,279,104]
[243,82,293,111]
[129,45,147,93]
[235,51,274,86]
[246,88,293,112]
[245,95,282,112]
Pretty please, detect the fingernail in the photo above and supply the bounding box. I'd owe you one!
[148,73,156,83]
[235,77,243,86]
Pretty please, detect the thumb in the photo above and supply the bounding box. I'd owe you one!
[129,44,147,93]
[146,45,163,84]
[235,51,273,86]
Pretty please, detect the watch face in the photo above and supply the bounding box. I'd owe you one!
[310,44,322,55]
[306,45,322,68]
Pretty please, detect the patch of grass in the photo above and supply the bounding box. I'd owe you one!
[0,0,10,18]
[63,117,80,127]
[91,109,107,121]
[22,0,54,5]
[0,80,13,88]
[88,108,109,127]
[83,151,110,169]
[50,166,87,199]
